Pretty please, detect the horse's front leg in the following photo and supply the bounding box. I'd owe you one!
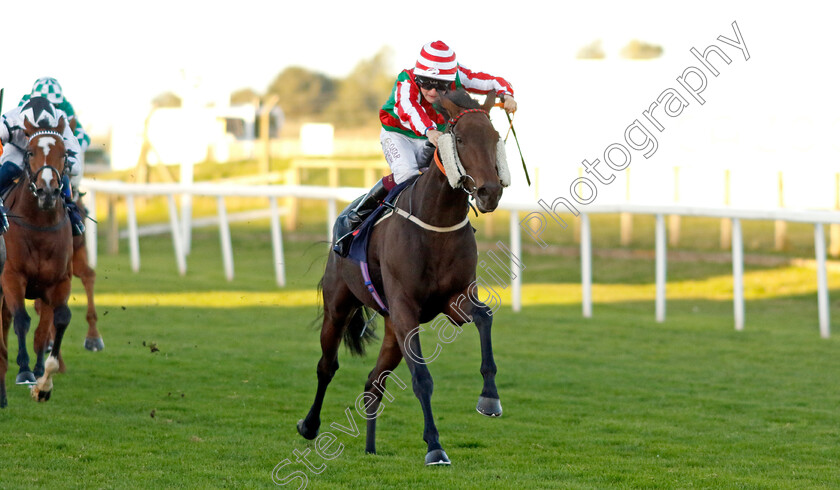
[2,276,35,385]
[32,304,54,378]
[472,303,502,417]
[0,297,10,407]
[11,305,34,385]
[31,278,72,403]
[31,302,70,402]
[393,308,450,465]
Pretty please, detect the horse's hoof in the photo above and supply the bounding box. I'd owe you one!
[476,396,503,417]
[296,419,318,440]
[16,372,36,385]
[425,449,451,466]
[31,387,51,402]
[84,337,105,352]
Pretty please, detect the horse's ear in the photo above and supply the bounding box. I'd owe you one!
[68,116,77,134]
[23,117,37,137]
[482,92,496,113]
[437,94,460,120]
[57,116,66,134]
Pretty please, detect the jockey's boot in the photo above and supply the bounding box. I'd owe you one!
[0,161,24,234]
[61,174,85,236]
[333,178,389,257]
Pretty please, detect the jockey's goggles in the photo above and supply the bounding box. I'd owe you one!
[415,76,450,92]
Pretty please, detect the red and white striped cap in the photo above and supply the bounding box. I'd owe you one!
[415,41,457,81]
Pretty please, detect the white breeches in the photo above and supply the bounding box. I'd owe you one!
[380,128,430,184]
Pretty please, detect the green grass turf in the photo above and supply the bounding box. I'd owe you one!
[1,225,839,488]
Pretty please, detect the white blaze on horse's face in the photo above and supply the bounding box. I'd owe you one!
[41,167,55,187]
[35,136,59,187]
[37,135,56,157]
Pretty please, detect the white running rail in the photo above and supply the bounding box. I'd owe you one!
[81,178,840,338]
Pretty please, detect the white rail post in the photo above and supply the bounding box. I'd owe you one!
[270,197,286,287]
[127,194,140,272]
[181,162,194,254]
[732,218,745,331]
[510,211,522,313]
[581,213,592,318]
[218,195,234,281]
[815,223,831,338]
[85,189,98,268]
[167,194,187,276]
[655,213,667,323]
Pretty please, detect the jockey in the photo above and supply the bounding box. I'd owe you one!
[0,96,85,236]
[333,40,517,256]
[19,77,89,202]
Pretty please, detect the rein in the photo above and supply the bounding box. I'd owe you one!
[10,212,68,232]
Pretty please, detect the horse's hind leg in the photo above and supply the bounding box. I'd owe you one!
[74,241,102,352]
[297,281,358,440]
[471,303,502,417]
[32,303,70,402]
[363,321,404,455]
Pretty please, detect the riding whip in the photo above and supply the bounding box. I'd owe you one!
[498,95,530,186]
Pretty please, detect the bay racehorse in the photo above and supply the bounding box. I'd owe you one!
[34,193,102,353]
[298,89,510,465]
[0,116,74,406]
[34,115,101,353]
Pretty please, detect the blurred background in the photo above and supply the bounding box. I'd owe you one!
[4,1,836,217]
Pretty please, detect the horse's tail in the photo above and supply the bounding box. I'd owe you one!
[343,306,378,357]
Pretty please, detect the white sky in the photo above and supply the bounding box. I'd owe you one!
[4,1,838,208]
[3,0,783,129]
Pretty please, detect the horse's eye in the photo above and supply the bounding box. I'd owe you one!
[456,136,463,144]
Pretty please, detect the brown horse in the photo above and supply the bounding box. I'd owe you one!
[298,89,509,464]
[35,193,102,352]
[0,116,74,406]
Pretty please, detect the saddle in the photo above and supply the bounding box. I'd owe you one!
[340,176,418,265]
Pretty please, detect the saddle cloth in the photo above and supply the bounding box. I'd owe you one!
[346,176,417,264]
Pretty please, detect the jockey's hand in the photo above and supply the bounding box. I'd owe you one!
[503,96,517,114]
[426,129,443,147]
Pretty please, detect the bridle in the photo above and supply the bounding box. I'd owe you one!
[25,130,69,197]
[441,108,492,195]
